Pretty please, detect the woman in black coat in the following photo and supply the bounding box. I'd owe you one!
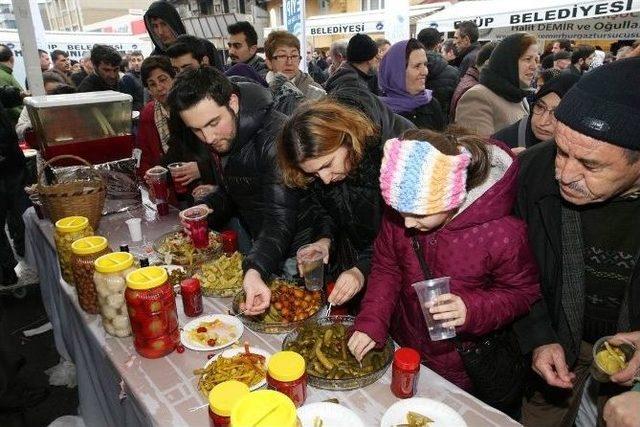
[276,81,414,307]
[377,39,445,131]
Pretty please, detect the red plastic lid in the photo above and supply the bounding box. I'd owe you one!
[394,347,421,370]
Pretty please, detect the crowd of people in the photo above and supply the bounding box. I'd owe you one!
[0,1,639,425]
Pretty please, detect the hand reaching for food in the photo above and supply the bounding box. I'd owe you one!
[241,269,271,315]
[348,331,376,362]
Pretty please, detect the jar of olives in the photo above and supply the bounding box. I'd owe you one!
[71,236,111,314]
[125,266,180,359]
[94,252,136,337]
[54,216,93,285]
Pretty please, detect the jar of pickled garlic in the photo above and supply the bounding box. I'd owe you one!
[71,236,111,314]
[54,216,93,285]
[94,252,136,337]
[230,390,298,427]
[266,351,307,407]
[125,266,179,358]
[208,380,250,427]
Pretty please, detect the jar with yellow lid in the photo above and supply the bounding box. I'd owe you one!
[208,380,250,427]
[230,390,298,427]
[266,351,307,407]
[71,236,111,314]
[54,216,93,284]
[125,266,179,358]
[94,252,136,337]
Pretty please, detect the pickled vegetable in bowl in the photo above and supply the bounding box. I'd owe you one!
[595,341,628,375]
[153,230,222,266]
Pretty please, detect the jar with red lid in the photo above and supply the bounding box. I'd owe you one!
[125,266,180,358]
[71,236,112,314]
[391,347,421,398]
[180,278,203,317]
[266,351,307,407]
[325,282,348,315]
[208,380,249,427]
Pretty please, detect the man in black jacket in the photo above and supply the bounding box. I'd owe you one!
[324,33,379,95]
[450,20,481,77]
[167,67,313,315]
[144,1,184,56]
[417,28,460,121]
[514,58,640,425]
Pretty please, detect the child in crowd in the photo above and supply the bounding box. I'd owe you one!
[349,128,541,392]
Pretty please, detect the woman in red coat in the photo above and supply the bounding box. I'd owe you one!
[350,128,540,392]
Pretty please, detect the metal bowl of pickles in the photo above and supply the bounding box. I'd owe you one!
[152,229,222,266]
[591,336,636,382]
[231,278,324,334]
[283,315,393,390]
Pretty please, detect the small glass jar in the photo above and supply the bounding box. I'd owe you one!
[94,252,136,337]
[208,380,249,427]
[220,230,238,255]
[180,278,203,317]
[71,236,111,314]
[391,347,421,399]
[125,266,179,359]
[231,390,298,427]
[266,351,307,407]
[54,216,93,285]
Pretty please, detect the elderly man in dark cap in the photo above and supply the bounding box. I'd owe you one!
[514,57,640,426]
[324,33,379,95]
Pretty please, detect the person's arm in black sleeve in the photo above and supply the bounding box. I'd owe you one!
[0,86,22,109]
[242,140,299,279]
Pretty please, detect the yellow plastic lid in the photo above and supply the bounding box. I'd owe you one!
[71,236,108,256]
[94,252,134,273]
[267,351,306,383]
[126,266,168,290]
[208,380,250,417]
[55,216,89,233]
[230,390,297,427]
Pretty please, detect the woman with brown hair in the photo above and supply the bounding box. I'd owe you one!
[275,85,413,308]
[455,33,539,136]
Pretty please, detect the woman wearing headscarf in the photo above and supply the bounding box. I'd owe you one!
[455,33,539,137]
[493,73,579,151]
[378,39,445,131]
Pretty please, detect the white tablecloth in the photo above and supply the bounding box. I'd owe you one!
[24,207,521,427]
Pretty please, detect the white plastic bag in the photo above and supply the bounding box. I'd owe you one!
[48,415,86,427]
[45,358,77,388]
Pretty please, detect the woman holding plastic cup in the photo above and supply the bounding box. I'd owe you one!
[278,87,414,307]
[349,128,540,394]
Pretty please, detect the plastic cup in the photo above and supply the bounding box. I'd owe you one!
[412,277,456,341]
[220,229,238,255]
[125,218,143,242]
[591,336,636,383]
[167,162,189,194]
[146,167,169,216]
[297,244,324,291]
[179,206,210,249]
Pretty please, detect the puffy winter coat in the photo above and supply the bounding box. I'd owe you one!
[198,81,313,278]
[308,81,414,278]
[450,66,479,122]
[324,62,379,96]
[354,143,541,391]
[425,51,459,121]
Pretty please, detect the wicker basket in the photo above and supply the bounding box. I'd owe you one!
[37,155,106,230]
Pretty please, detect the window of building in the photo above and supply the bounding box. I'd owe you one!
[361,0,384,11]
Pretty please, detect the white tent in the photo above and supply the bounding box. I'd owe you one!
[416,0,640,41]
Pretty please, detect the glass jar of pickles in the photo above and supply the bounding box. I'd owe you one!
[231,390,298,427]
[94,252,136,337]
[125,266,180,358]
[71,236,111,314]
[54,216,93,285]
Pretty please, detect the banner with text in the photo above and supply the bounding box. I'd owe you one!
[285,0,307,71]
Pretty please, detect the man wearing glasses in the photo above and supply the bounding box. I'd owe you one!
[227,21,268,78]
[494,73,579,152]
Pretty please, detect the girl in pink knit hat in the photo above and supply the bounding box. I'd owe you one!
[350,128,541,415]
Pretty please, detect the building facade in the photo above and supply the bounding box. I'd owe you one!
[43,0,153,32]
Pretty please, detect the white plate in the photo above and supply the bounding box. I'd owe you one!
[203,346,271,391]
[380,398,467,427]
[181,314,243,352]
[298,402,364,427]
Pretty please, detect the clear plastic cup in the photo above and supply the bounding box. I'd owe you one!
[179,205,210,249]
[125,218,142,242]
[146,167,169,216]
[591,336,636,383]
[167,162,188,194]
[412,277,456,341]
[296,244,324,291]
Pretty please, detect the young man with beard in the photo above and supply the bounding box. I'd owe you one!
[77,45,122,92]
[565,45,596,77]
[120,50,145,111]
[166,67,314,316]
[514,58,640,426]
[227,21,268,78]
